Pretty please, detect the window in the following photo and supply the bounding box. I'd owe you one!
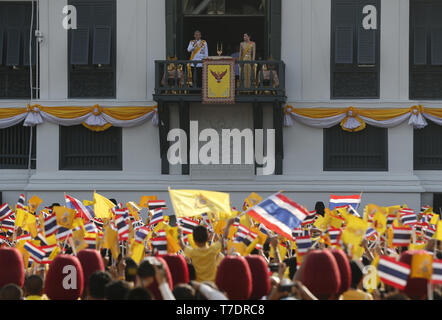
[59,125,122,170]
[68,0,116,98]
[324,125,388,171]
[182,0,266,15]
[0,2,37,99]
[331,0,380,99]
[410,0,442,99]
[0,123,36,169]
[414,122,442,170]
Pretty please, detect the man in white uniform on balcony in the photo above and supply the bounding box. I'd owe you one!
[187,30,209,88]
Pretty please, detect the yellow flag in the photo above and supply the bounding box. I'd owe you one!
[430,214,440,226]
[243,192,262,211]
[127,202,141,221]
[130,241,145,264]
[24,213,38,238]
[341,215,368,247]
[46,234,57,246]
[313,215,329,232]
[169,188,232,219]
[372,210,387,235]
[139,196,157,208]
[72,227,87,250]
[435,221,442,241]
[103,225,120,260]
[94,192,116,219]
[48,246,61,261]
[28,195,43,214]
[53,206,76,229]
[83,199,95,207]
[15,209,28,228]
[411,252,433,280]
[352,245,365,261]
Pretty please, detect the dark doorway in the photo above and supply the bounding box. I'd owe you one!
[166,0,281,60]
[181,15,265,59]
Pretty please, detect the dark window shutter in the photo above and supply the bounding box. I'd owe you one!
[358,28,376,65]
[431,27,442,65]
[22,29,36,66]
[60,125,122,171]
[414,27,428,65]
[324,125,387,171]
[335,26,354,64]
[70,28,90,65]
[0,29,3,65]
[6,28,21,66]
[92,25,111,65]
[165,0,176,57]
[269,0,282,60]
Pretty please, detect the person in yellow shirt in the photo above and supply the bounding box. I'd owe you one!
[339,261,373,300]
[178,219,234,283]
[24,275,47,300]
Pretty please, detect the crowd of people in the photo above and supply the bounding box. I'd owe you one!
[0,194,441,301]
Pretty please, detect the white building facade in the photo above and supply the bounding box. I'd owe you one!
[0,0,441,212]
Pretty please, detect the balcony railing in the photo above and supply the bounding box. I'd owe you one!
[153,59,286,102]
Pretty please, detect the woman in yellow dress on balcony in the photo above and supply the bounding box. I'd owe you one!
[239,33,256,89]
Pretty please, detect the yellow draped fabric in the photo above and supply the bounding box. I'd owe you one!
[0,104,157,132]
[284,104,441,132]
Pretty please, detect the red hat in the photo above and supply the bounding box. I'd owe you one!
[216,256,252,300]
[148,257,174,300]
[44,254,84,300]
[162,254,189,286]
[77,249,105,291]
[301,250,341,300]
[245,255,271,299]
[331,249,351,295]
[0,248,24,288]
[399,250,428,300]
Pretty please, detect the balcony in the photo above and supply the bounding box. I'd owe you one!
[153,59,286,103]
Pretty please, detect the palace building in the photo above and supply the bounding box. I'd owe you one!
[1,0,442,212]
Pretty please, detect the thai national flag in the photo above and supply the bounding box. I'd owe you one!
[377,256,410,290]
[132,220,145,231]
[65,194,95,222]
[151,230,167,256]
[149,209,164,228]
[400,208,417,226]
[115,215,129,240]
[40,245,57,264]
[432,259,442,285]
[201,213,213,232]
[178,217,200,235]
[1,219,15,232]
[259,223,270,236]
[329,194,361,211]
[84,221,98,235]
[301,210,317,227]
[245,193,309,240]
[93,218,104,231]
[0,204,13,221]
[232,215,241,227]
[364,227,377,241]
[424,225,436,240]
[24,241,46,263]
[292,228,305,239]
[387,214,396,227]
[135,226,150,243]
[148,200,168,211]
[295,235,313,256]
[44,214,58,237]
[392,226,412,247]
[84,237,97,249]
[16,233,32,242]
[16,194,26,210]
[56,227,72,241]
[328,227,343,245]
